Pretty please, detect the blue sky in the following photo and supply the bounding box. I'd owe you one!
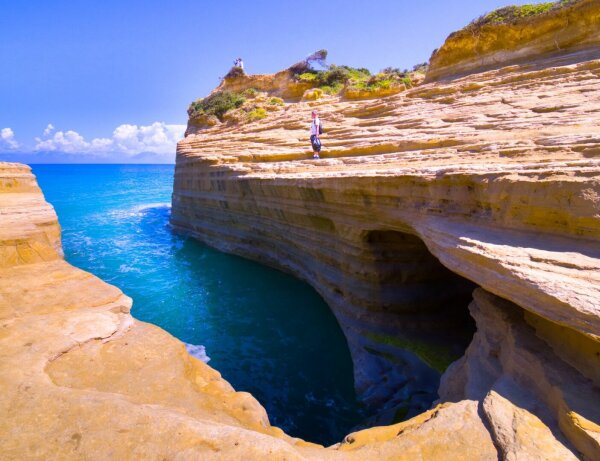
[1,0,540,162]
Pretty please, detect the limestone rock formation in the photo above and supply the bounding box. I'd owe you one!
[0,163,62,264]
[0,164,315,460]
[3,0,600,459]
[0,165,501,461]
[426,0,600,81]
[171,1,600,458]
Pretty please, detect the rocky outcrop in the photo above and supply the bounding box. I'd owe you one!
[0,167,502,457]
[439,289,599,461]
[171,10,600,459]
[426,0,600,81]
[4,2,600,458]
[0,163,62,265]
[0,164,318,460]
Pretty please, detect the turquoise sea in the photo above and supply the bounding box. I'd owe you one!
[33,164,365,446]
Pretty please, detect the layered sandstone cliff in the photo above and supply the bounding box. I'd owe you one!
[3,1,600,460]
[0,164,317,459]
[0,167,499,458]
[426,0,600,81]
[171,1,600,458]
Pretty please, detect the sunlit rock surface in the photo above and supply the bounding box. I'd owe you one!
[426,0,600,82]
[3,1,600,458]
[0,164,319,460]
[171,2,600,457]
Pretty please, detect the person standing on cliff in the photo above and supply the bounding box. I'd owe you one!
[310,110,322,159]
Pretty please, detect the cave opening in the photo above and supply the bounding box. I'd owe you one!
[349,229,477,428]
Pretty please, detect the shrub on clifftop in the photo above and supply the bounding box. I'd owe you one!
[224,66,246,79]
[247,107,267,121]
[295,65,371,95]
[467,0,577,28]
[188,91,245,121]
[344,67,418,98]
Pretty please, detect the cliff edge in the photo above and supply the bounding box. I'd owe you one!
[1,166,502,458]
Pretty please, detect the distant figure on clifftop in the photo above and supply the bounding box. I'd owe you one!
[310,110,323,159]
[233,57,244,70]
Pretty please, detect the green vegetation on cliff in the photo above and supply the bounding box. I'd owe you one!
[188,91,245,121]
[247,107,267,121]
[468,0,576,28]
[296,65,371,95]
[188,53,427,126]
[365,332,461,373]
[295,64,421,96]
[188,90,285,125]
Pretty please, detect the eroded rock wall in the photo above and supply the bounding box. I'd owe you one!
[0,163,62,265]
[4,1,600,457]
[439,289,600,460]
[0,164,509,460]
[172,24,600,459]
[3,149,595,460]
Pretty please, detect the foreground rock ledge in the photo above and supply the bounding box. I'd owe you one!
[0,166,498,460]
[6,167,590,461]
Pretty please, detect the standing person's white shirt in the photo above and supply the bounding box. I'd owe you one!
[310,117,321,135]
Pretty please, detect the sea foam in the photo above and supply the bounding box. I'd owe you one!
[184,342,211,363]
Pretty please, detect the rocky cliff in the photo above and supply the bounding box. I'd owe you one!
[3,1,600,459]
[0,167,503,458]
[0,163,326,459]
[171,1,600,458]
[426,0,600,81]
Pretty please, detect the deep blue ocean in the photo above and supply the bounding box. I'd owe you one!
[33,164,364,446]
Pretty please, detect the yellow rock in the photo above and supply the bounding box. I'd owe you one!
[302,88,324,100]
[171,4,600,458]
[426,0,600,81]
[3,2,600,458]
[0,163,500,460]
[343,83,405,100]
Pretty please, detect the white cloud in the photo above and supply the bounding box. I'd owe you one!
[43,123,55,136]
[35,130,89,153]
[34,122,186,157]
[0,127,20,151]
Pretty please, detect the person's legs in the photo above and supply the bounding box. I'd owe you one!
[310,135,320,159]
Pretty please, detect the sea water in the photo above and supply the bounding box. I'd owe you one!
[33,164,365,445]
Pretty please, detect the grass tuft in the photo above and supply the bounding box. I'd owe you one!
[268,97,284,106]
[247,107,267,121]
[366,332,461,373]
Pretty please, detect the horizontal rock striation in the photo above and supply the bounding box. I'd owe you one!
[426,0,600,82]
[0,164,317,460]
[0,163,62,265]
[4,2,600,458]
[0,165,504,459]
[171,15,600,460]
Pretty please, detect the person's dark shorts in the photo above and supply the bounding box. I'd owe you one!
[310,135,321,152]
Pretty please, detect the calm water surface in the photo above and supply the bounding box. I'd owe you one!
[33,164,365,445]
